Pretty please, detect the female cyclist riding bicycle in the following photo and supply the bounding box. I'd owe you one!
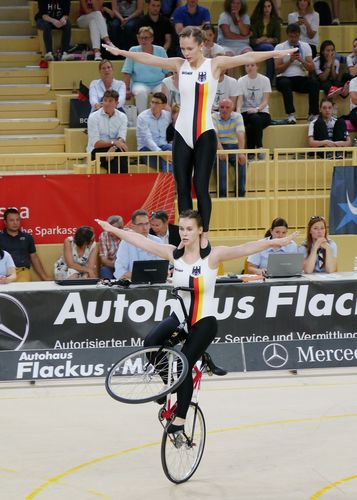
[96,210,297,434]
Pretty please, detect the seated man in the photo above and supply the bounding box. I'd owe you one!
[0,208,51,282]
[136,92,173,172]
[87,90,129,174]
[308,98,351,158]
[149,210,180,246]
[137,0,174,54]
[35,0,72,61]
[212,98,246,198]
[114,209,162,280]
[99,215,124,279]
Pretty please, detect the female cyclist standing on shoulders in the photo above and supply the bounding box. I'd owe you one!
[96,210,297,433]
[103,29,296,252]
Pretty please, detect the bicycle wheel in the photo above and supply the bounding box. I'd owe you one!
[161,403,206,484]
[105,346,188,404]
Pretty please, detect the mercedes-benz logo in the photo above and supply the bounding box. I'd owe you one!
[0,293,29,351]
[263,343,288,368]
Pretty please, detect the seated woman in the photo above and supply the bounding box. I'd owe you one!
[161,71,180,108]
[250,0,281,83]
[247,217,298,276]
[122,26,169,113]
[89,59,126,112]
[313,40,350,99]
[308,98,350,157]
[54,226,98,280]
[217,0,252,56]
[77,0,113,61]
[201,24,225,59]
[288,0,319,58]
[299,215,337,273]
[236,61,272,158]
[0,246,16,284]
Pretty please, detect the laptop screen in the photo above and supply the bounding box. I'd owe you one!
[131,260,169,284]
[266,253,304,278]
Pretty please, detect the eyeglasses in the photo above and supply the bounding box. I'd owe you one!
[134,222,150,227]
[151,100,164,105]
[309,216,325,221]
[151,211,167,219]
[138,36,152,40]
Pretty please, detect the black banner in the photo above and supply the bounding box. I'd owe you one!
[1,279,357,380]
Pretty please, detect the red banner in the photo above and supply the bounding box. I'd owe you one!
[0,173,176,243]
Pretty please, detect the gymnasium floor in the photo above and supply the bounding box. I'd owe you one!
[1,368,357,500]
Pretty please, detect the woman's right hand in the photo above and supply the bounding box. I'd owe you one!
[102,43,122,57]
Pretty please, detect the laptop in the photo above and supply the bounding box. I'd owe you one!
[266,253,304,278]
[131,259,169,285]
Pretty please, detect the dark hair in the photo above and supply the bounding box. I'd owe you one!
[179,209,203,228]
[251,0,279,25]
[103,89,119,101]
[319,39,335,72]
[286,23,301,34]
[131,209,149,223]
[179,26,205,44]
[152,92,167,104]
[73,226,94,247]
[151,210,168,222]
[0,248,3,260]
[319,97,333,117]
[202,23,217,37]
[224,0,247,16]
[3,208,19,221]
[264,217,288,238]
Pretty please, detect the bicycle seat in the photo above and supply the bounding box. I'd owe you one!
[202,352,227,376]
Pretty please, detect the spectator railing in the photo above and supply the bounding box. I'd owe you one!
[0,153,91,174]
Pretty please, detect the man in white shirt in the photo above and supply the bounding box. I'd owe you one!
[275,23,320,124]
[136,92,173,171]
[87,90,128,173]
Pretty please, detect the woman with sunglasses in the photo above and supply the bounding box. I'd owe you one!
[299,216,337,273]
[103,27,296,252]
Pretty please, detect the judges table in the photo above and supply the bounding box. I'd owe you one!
[1,273,357,380]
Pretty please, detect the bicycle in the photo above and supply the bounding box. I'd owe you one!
[105,286,227,483]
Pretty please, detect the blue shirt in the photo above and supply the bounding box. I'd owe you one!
[136,109,172,151]
[122,45,168,87]
[247,237,298,270]
[173,4,210,27]
[298,240,337,273]
[114,234,163,279]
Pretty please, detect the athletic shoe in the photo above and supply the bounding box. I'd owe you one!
[44,52,54,61]
[335,153,344,160]
[257,152,266,161]
[287,113,297,124]
[341,80,350,98]
[94,52,102,61]
[327,86,343,98]
[331,18,340,25]
[166,422,184,434]
[307,114,319,122]
[61,51,75,61]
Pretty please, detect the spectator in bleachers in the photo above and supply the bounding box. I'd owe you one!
[212,55,240,111]
[0,245,16,284]
[0,208,51,282]
[313,40,350,99]
[166,103,180,142]
[288,0,319,58]
[307,98,350,157]
[247,217,298,276]
[201,24,225,58]
[236,62,271,157]
[87,89,129,173]
[161,72,180,107]
[99,215,124,279]
[161,0,181,18]
[275,23,320,124]
[173,0,210,35]
[54,226,98,279]
[250,0,281,83]
[136,92,173,171]
[137,0,174,53]
[348,76,357,128]
[122,26,169,113]
[77,0,113,61]
[299,215,337,273]
[212,98,246,197]
[347,38,357,78]
[150,210,181,245]
[217,0,252,56]
[89,59,126,112]
[35,0,72,61]
[109,0,144,51]
[114,209,162,280]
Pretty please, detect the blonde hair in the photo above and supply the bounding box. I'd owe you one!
[138,26,154,36]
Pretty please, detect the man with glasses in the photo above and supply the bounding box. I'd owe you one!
[136,92,173,171]
[150,210,180,246]
[114,209,163,280]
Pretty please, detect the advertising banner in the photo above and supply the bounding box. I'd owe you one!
[0,173,175,243]
[329,165,357,234]
[1,279,357,380]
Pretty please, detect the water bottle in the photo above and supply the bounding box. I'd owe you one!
[354,256,357,272]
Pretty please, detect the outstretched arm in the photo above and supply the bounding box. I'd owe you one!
[209,232,299,268]
[95,219,174,260]
[102,44,183,72]
[213,48,298,72]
